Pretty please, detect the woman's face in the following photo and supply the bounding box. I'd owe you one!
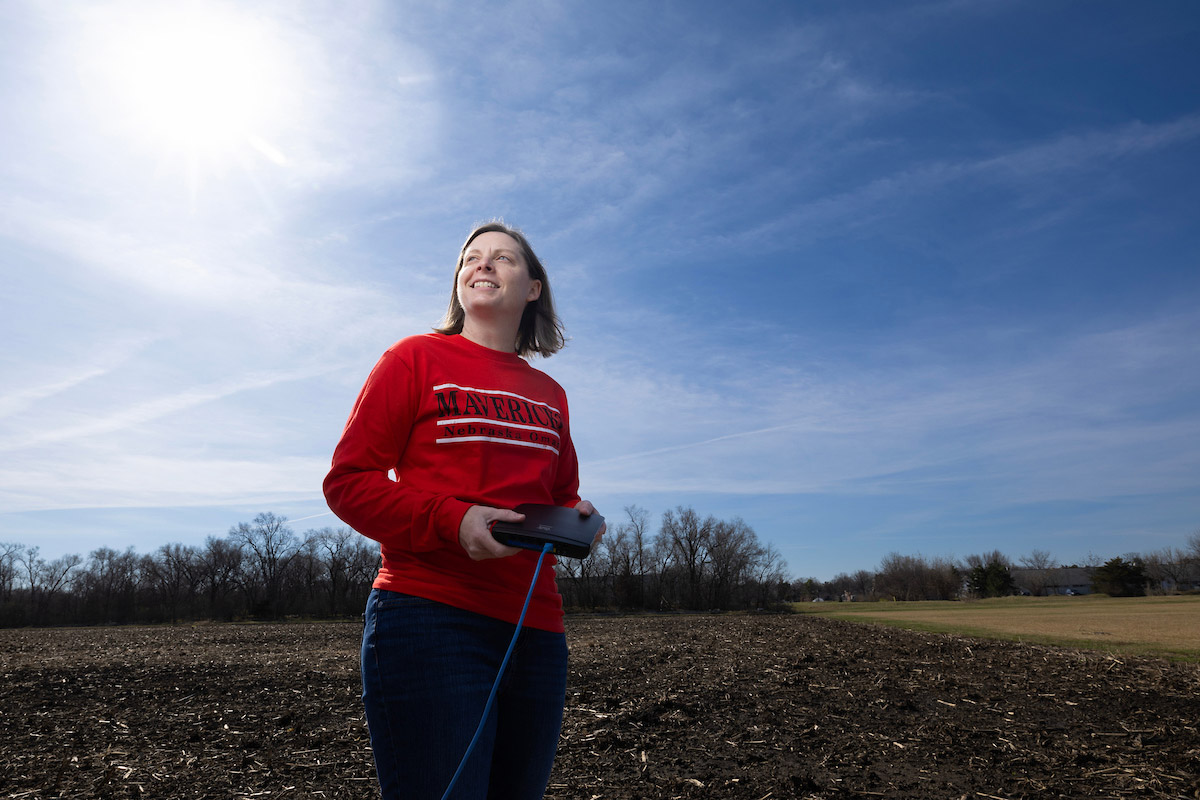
[456,231,542,323]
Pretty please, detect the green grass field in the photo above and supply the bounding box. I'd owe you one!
[795,594,1200,662]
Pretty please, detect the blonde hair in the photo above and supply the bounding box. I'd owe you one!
[434,221,566,357]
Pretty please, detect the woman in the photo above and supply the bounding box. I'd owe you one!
[323,221,602,799]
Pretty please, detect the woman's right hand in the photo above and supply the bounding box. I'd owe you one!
[458,505,524,560]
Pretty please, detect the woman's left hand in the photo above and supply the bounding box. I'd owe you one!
[576,500,606,547]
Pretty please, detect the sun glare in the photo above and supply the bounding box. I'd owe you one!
[83,3,292,166]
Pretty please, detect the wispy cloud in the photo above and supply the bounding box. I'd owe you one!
[0,337,151,420]
[0,449,327,512]
[978,114,1200,179]
[734,114,1200,247]
[0,365,331,453]
[562,312,1200,509]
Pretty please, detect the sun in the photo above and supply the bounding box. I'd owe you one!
[81,3,292,168]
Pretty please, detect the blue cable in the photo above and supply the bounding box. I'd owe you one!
[440,542,554,800]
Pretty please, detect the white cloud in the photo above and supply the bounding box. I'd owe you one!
[0,449,327,512]
[0,336,154,420]
[734,114,1200,247]
[0,366,333,453]
[553,311,1200,509]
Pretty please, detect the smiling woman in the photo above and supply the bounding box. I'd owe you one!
[76,3,295,169]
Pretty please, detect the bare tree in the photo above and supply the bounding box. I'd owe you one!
[553,552,582,606]
[1018,549,1055,596]
[342,536,381,609]
[80,546,143,624]
[707,517,758,609]
[578,533,611,608]
[198,535,243,621]
[928,556,962,599]
[851,569,875,600]
[876,553,959,601]
[290,534,326,615]
[661,506,714,609]
[601,521,633,608]
[1142,547,1191,595]
[555,536,609,609]
[750,542,788,608]
[874,553,922,601]
[554,525,610,609]
[146,543,200,622]
[311,527,363,615]
[0,541,22,602]
[19,547,82,624]
[624,505,652,608]
[605,505,652,609]
[230,513,299,618]
[647,530,676,610]
[1187,530,1200,564]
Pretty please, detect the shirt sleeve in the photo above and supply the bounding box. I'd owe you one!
[322,349,472,552]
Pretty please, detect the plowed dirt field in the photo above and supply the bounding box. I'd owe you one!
[3,614,1198,799]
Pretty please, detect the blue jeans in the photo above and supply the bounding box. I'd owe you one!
[360,588,568,800]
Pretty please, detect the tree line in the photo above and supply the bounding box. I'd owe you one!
[555,505,791,612]
[0,505,793,627]
[796,532,1200,603]
[4,509,1194,626]
[0,513,380,627]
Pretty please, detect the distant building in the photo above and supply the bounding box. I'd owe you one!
[1012,563,1200,596]
[1011,567,1093,596]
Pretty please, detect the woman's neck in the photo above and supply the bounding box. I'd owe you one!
[459,316,518,354]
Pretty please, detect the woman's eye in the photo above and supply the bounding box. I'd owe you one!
[497,255,510,262]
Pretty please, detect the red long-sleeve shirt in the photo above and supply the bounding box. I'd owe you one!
[323,333,580,632]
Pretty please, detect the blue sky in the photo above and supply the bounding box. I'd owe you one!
[2,0,1198,580]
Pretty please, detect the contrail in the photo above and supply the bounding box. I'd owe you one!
[289,510,336,523]
[592,422,806,466]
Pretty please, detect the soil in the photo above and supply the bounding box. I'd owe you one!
[2,614,1198,799]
